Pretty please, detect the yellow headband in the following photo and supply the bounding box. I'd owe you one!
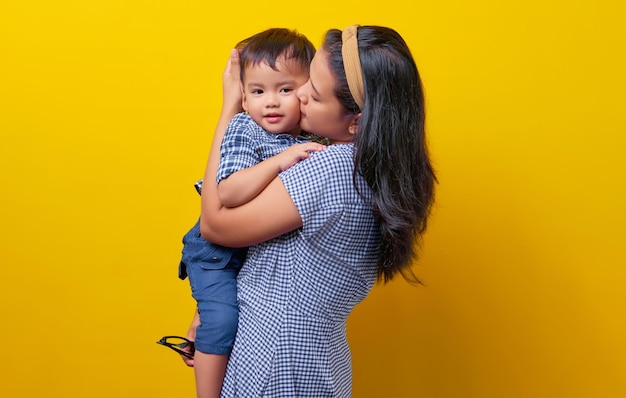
[341,24,365,110]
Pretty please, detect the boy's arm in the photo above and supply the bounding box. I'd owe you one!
[218,142,325,208]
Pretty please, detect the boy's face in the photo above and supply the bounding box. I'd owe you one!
[241,57,309,136]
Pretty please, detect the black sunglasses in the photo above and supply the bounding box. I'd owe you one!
[157,335,195,359]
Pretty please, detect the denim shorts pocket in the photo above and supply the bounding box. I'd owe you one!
[180,218,233,271]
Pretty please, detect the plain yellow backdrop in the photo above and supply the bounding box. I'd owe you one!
[1,0,625,397]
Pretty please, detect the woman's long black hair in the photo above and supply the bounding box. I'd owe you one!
[323,26,437,283]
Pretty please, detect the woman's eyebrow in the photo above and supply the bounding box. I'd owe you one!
[310,80,321,97]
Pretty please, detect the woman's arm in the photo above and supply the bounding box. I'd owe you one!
[205,176,303,247]
[200,50,304,247]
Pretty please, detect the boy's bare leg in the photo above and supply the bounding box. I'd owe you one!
[193,351,228,398]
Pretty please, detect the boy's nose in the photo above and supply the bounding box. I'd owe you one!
[265,93,279,107]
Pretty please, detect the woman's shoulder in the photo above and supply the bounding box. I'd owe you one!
[281,143,366,201]
[308,144,354,169]
[281,144,355,180]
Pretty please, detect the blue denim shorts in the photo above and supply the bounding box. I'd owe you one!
[179,219,246,355]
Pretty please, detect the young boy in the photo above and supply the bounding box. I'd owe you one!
[177,28,321,398]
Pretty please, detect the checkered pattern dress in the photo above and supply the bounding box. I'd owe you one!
[220,144,381,397]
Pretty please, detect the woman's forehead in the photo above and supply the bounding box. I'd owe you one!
[309,50,334,94]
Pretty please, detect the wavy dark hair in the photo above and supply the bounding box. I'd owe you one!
[236,28,316,81]
[323,26,437,283]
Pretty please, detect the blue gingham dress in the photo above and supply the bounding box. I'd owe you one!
[220,144,381,397]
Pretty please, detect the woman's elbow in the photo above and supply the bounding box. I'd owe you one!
[199,216,245,247]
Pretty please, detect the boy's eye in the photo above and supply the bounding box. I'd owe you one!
[280,88,293,93]
[251,89,263,95]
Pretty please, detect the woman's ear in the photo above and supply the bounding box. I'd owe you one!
[348,113,361,135]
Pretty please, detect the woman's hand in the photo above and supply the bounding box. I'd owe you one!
[202,49,246,224]
[221,49,243,118]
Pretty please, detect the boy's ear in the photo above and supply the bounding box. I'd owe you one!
[348,113,361,135]
[240,82,248,111]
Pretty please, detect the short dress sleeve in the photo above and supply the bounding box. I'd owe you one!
[280,145,350,226]
[280,144,379,262]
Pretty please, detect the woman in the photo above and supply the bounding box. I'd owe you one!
[187,25,436,397]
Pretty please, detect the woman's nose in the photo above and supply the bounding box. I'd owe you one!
[296,85,307,104]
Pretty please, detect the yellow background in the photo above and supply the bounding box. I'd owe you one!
[1,0,624,397]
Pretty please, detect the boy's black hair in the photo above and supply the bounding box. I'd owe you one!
[236,28,316,81]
